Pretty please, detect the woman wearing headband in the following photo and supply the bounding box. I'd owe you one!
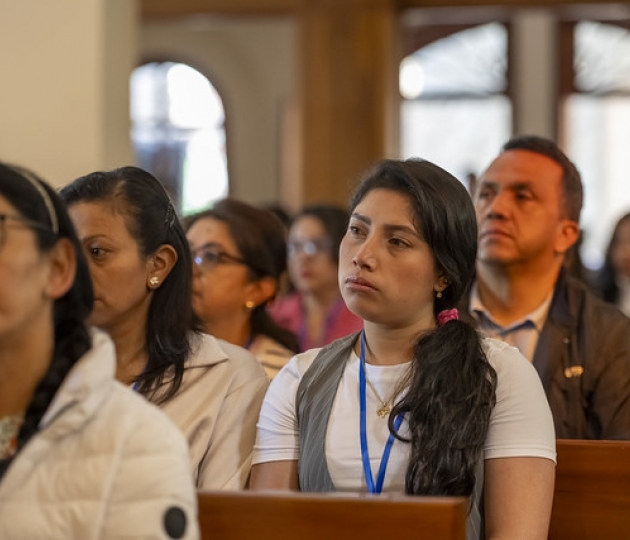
[251,159,555,540]
[61,167,268,490]
[0,163,198,539]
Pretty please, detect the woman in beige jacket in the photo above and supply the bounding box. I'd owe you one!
[62,167,268,489]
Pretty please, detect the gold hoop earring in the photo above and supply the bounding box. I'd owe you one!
[148,276,160,288]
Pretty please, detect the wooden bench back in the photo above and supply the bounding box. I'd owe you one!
[550,439,630,539]
[198,440,630,539]
[197,490,467,540]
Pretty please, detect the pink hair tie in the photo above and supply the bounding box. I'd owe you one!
[437,308,459,326]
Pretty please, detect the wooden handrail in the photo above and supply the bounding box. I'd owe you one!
[197,490,467,540]
[197,440,630,540]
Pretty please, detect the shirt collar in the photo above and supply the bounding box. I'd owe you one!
[470,283,553,333]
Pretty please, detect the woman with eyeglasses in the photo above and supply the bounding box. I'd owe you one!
[268,204,363,351]
[0,163,198,539]
[184,199,299,379]
[61,167,268,490]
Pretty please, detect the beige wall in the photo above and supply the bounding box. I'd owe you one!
[0,0,137,188]
[140,16,296,205]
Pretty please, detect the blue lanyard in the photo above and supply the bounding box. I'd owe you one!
[359,331,405,494]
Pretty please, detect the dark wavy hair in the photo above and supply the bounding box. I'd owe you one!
[0,163,93,474]
[291,204,350,265]
[350,159,497,497]
[598,212,630,304]
[60,166,198,403]
[185,199,299,353]
[502,135,583,222]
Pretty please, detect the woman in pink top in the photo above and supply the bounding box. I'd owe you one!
[269,204,363,351]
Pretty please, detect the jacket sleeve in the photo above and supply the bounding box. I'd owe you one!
[590,313,630,440]
[101,412,200,540]
[196,375,269,490]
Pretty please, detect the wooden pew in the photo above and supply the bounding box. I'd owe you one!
[197,490,467,540]
[550,439,630,540]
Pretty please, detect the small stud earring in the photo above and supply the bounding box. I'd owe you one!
[436,290,442,299]
[149,276,160,288]
[245,300,255,310]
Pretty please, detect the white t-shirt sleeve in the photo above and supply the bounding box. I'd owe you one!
[253,338,556,474]
[252,349,321,465]
[483,338,557,463]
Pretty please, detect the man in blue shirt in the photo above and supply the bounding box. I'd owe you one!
[470,135,630,439]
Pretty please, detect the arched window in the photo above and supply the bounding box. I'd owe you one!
[130,62,228,214]
[563,21,630,269]
[400,23,511,191]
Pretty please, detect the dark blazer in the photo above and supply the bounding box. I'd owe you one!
[533,271,630,439]
[468,270,630,439]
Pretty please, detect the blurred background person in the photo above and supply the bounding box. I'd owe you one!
[269,204,363,351]
[597,212,630,317]
[185,199,299,378]
[61,167,268,490]
[0,163,198,539]
[260,203,295,300]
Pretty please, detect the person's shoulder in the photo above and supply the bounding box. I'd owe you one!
[563,275,630,328]
[482,336,522,361]
[101,385,197,536]
[482,337,539,378]
[481,337,547,406]
[283,333,358,382]
[70,362,191,464]
[274,348,323,382]
[191,332,267,377]
[250,334,294,360]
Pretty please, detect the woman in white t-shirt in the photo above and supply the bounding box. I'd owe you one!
[251,159,556,540]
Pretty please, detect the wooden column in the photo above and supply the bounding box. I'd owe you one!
[296,0,400,207]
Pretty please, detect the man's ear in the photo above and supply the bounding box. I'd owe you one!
[45,238,77,300]
[554,220,580,255]
[146,244,178,290]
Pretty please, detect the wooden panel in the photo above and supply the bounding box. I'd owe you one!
[141,0,299,19]
[549,439,630,540]
[298,0,400,206]
[399,0,619,6]
[197,490,467,540]
[142,0,623,18]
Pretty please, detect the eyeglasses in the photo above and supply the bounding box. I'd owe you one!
[191,243,263,275]
[287,238,331,257]
[0,213,53,250]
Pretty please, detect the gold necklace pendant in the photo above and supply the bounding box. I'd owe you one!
[377,403,391,418]
[364,373,394,419]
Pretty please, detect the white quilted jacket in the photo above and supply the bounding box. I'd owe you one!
[0,330,199,540]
